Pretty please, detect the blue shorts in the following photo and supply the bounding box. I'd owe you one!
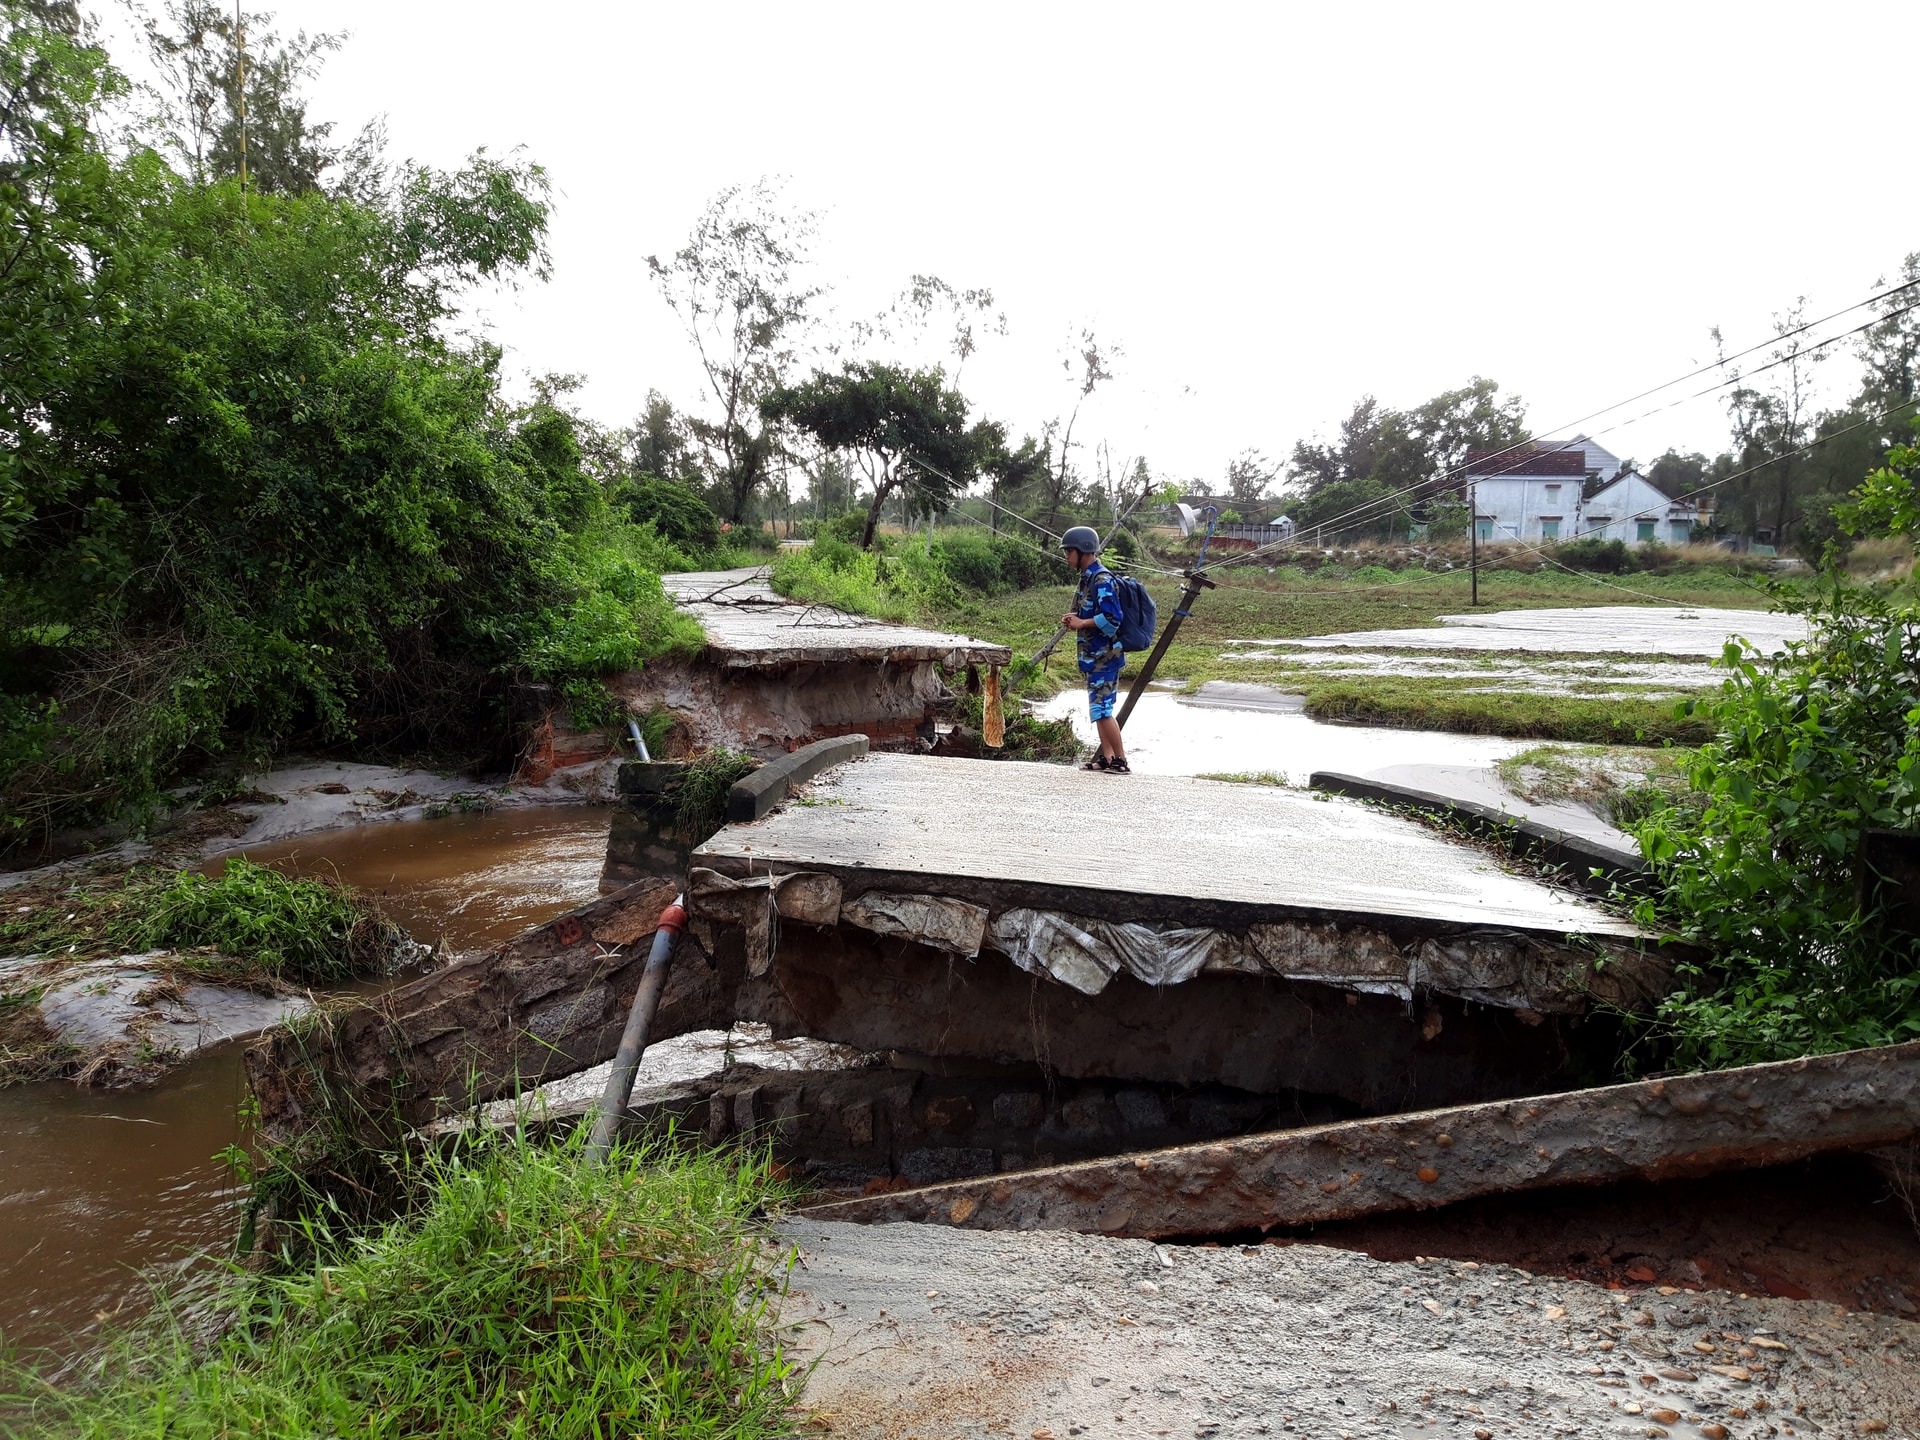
[1085,658,1123,722]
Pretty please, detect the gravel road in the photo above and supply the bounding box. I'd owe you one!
[776,1220,1916,1438]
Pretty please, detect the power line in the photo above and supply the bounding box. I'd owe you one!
[1214,283,1920,568]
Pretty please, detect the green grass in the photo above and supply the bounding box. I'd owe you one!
[1,858,412,1085]
[0,1130,800,1440]
[933,563,1775,743]
[0,858,406,987]
[1196,771,1292,787]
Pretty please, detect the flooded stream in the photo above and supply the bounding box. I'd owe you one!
[0,805,612,1354]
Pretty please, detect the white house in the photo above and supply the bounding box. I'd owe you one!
[1462,445,1587,544]
[1461,437,1708,546]
[1579,473,1701,546]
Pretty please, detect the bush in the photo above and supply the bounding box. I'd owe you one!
[0,858,410,988]
[619,473,719,551]
[1551,537,1630,572]
[1633,575,1920,1067]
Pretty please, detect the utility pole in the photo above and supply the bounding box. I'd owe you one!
[234,0,247,193]
[1469,481,1478,607]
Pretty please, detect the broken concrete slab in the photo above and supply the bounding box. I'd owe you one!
[726,734,869,822]
[662,569,1010,669]
[801,1038,1920,1238]
[606,572,1010,756]
[696,753,1643,940]
[246,878,733,1150]
[1311,769,1645,888]
[689,752,1670,1110]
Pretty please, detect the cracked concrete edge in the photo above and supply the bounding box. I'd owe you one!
[800,1039,1920,1238]
[727,735,871,822]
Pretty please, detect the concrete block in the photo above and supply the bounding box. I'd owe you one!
[617,761,686,796]
[1308,770,1644,888]
[726,734,870,823]
[993,1092,1045,1129]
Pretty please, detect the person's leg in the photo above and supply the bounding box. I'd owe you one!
[1086,653,1124,766]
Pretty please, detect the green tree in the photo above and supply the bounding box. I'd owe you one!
[647,182,818,523]
[143,1,344,193]
[1224,447,1278,506]
[762,362,985,550]
[0,4,707,846]
[620,473,718,552]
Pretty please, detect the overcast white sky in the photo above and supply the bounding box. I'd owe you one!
[136,1,1920,488]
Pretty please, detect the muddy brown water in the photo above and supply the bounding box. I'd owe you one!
[0,805,612,1355]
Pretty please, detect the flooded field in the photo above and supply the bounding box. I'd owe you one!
[0,805,612,1354]
[1039,686,1526,782]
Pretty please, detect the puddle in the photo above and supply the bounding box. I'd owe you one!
[207,805,613,953]
[1039,688,1526,784]
[4,805,614,1355]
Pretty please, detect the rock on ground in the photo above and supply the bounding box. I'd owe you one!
[777,1219,1915,1438]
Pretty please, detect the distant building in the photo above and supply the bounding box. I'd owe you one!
[1461,435,1711,545]
[1461,446,1587,544]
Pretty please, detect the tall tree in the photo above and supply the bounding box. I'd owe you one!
[143,2,343,193]
[1224,447,1279,505]
[1717,300,1829,541]
[647,182,819,523]
[761,362,984,549]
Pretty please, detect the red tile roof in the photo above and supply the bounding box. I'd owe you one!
[1463,447,1588,478]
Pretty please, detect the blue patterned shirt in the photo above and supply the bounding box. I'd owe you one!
[1073,562,1124,673]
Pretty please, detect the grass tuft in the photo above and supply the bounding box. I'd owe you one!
[0,1129,800,1439]
[0,858,408,988]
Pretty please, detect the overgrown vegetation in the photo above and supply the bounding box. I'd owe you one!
[1630,418,1920,1068]
[0,857,408,986]
[0,1129,799,1439]
[0,7,711,852]
[667,749,759,837]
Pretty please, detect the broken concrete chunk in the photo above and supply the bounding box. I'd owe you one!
[804,1037,1920,1238]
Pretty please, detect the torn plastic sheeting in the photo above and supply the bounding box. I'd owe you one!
[841,891,989,958]
[983,909,1619,1010]
[987,909,1230,995]
[689,867,846,977]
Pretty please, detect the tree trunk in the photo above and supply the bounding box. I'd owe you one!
[860,482,892,550]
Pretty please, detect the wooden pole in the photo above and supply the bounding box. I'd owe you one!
[1115,567,1215,730]
[1470,480,1478,607]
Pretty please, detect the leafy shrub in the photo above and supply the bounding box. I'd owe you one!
[619,473,719,551]
[1633,576,1920,1066]
[0,858,409,987]
[1552,537,1631,572]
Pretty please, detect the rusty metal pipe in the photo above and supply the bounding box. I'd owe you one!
[585,894,688,1163]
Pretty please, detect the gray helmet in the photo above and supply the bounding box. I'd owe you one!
[1060,525,1100,554]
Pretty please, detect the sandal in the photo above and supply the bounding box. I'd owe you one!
[1103,757,1132,774]
[1081,753,1112,771]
